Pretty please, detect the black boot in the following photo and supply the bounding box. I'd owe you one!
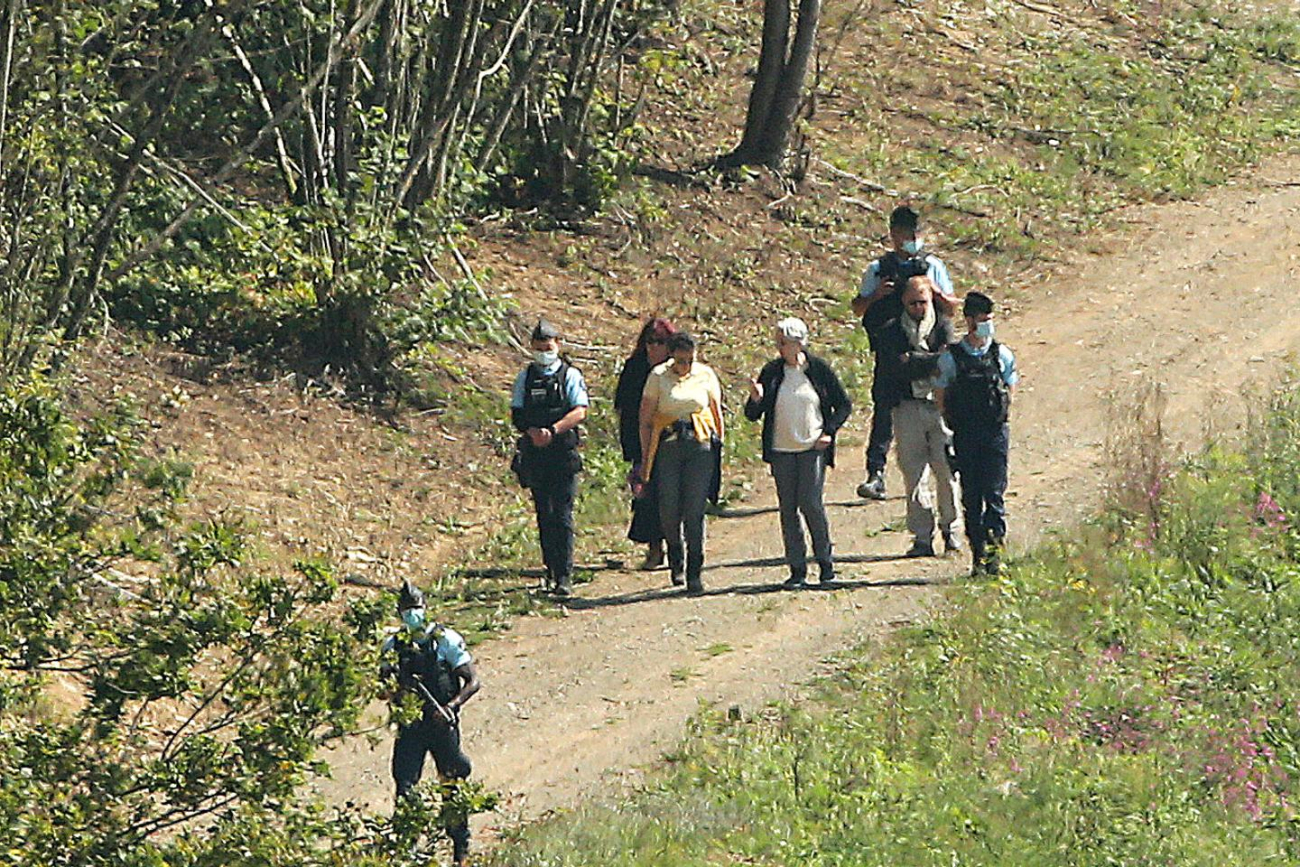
[667,544,686,586]
[984,534,1004,577]
[969,535,986,577]
[817,560,837,588]
[685,552,704,595]
[450,823,470,867]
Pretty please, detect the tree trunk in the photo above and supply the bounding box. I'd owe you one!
[723,0,820,170]
[734,0,789,160]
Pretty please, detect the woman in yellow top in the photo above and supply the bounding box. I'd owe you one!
[637,331,724,594]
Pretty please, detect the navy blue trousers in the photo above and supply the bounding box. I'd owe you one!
[528,463,577,581]
[866,356,895,475]
[952,424,1009,547]
[393,716,472,857]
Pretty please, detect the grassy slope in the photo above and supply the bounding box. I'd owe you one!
[77,0,1300,641]
[487,388,1300,860]
[444,3,1300,859]
[450,0,1300,585]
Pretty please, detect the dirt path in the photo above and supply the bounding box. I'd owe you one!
[317,156,1300,834]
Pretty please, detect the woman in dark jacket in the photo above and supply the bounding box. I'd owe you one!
[744,317,852,588]
[614,317,677,569]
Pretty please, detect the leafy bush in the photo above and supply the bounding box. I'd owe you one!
[0,379,491,864]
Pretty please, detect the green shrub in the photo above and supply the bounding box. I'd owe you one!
[0,379,490,864]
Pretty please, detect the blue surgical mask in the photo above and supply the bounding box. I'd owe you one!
[532,350,559,368]
[975,320,995,340]
[903,239,925,256]
[401,607,425,631]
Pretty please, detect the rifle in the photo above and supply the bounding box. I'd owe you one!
[408,675,457,726]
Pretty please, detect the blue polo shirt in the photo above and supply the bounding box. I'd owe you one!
[381,624,473,669]
[510,360,589,409]
[935,339,1019,389]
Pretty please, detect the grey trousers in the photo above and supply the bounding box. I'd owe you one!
[893,399,959,544]
[655,437,714,568]
[770,449,832,573]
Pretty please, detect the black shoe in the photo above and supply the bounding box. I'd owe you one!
[783,571,808,590]
[667,545,686,586]
[685,577,704,595]
[816,560,837,588]
[942,530,963,555]
[856,470,886,500]
[905,540,935,558]
[553,577,573,598]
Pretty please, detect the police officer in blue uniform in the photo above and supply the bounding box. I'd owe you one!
[935,292,1019,576]
[510,319,589,596]
[381,580,481,866]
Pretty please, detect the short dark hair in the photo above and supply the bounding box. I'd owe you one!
[667,331,696,354]
[889,205,920,233]
[963,292,994,317]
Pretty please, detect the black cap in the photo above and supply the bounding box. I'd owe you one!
[963,292,994,317]
[531,318,560,341]
[889,205,920,233]
[397,580,425,611]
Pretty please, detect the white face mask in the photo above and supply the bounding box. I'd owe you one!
[532,349,559,367]
[975,320,995,340]
[903,238,925,256]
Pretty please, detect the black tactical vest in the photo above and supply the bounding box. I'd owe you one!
[394,633,459,708]
[519,361,578,449]
[946,342,1010,431]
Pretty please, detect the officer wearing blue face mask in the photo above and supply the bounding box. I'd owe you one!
[509,318,589,596]
[380,580,481,867]
[851,206,959,501]
[934,292,1019,577]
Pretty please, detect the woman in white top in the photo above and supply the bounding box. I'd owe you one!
[637,331,723,594]
[744,318,852,588]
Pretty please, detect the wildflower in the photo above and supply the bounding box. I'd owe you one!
[1253,491,1288,530]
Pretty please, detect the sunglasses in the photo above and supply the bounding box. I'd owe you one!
[647,337,667,345]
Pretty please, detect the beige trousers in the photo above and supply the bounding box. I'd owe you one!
[892,399,959,544]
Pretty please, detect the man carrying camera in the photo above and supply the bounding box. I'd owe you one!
[851,206,958,501]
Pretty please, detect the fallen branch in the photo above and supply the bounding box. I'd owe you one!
[814,156,989,218]
[1006,0,1068,20]
[840,195,880,212]
[812,156,896,195]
